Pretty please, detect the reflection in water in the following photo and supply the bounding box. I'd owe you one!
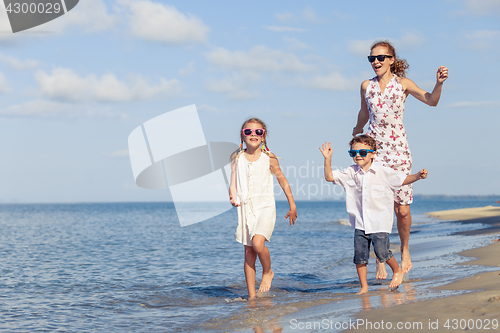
[253,320,283,333]
[248,298,283,333]
[361,295,371,311]
[359,282,417,312]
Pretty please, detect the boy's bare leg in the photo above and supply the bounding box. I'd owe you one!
[385,256,403,290]
[252,235,274,294]
[375,257,388,279]
[395,203,412,273]
[244,245,257,299]
[356,264,369,294]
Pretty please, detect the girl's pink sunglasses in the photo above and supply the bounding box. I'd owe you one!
[242,128,265,136]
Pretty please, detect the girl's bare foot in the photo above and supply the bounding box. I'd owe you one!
[388,270,403,290]
[356,287,369,295]
[258,270,274,293]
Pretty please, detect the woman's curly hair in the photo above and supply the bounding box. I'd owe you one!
[371,40,409,78]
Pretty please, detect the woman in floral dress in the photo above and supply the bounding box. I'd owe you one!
[352,40,448,277]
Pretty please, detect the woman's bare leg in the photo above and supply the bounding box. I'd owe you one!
[395,203,412,273]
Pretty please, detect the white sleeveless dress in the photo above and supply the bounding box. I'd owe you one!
[365,75,413,205]
[234,152,276,246]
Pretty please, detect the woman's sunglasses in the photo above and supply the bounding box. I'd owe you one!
[348,149,375,157]
[367,55,393,63]
[242,128,265,136]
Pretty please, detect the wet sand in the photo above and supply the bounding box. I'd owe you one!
[428,205,500,236]
[341,205,500,332]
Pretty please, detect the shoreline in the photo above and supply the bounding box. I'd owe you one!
[340,205,500,332]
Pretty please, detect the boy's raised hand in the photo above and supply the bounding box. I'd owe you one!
[319,142,333,159]
[417,169,428,180]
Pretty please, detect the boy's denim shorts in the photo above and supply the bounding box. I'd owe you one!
[353,229,393,265]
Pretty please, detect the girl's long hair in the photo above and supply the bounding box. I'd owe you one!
[371,40,409,78]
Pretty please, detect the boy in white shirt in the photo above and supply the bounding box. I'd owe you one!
[320,135,427,294]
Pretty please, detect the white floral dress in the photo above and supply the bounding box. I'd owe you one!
[234,152,276,246]
[365,75,413,205]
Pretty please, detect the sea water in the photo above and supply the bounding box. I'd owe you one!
[0,198,499,332]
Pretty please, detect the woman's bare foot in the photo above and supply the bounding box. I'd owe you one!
[258,270,274,293]
[388,270,403,290]
[376,259,388,279]
[356,287,369,295]
[401,248,412,274]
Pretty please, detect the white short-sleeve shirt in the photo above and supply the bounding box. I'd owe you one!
[332,162,407,234]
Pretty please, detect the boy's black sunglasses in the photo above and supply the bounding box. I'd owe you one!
[367,55,393,63]
[348,149,375,157]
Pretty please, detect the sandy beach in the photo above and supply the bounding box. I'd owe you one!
[341,205,500,332]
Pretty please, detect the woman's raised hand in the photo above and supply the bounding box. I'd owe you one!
[352,126,363,136]
[437,66,448,83]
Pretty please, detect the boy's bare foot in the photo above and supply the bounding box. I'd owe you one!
[258,270,274,293]
[388,270,403,290]
[401,248,412,274]
[376,259,388,279]
[356,287,369,295]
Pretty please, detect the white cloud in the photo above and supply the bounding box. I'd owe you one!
[348,32,425,57]
[0,72,10,92]
[34,0,116,33]
[280,112,299,118]
[283,37,309,50]
[264,26,306,33]
[331,10,356,20]
[119,0,209,44]
[463,0,500,16]
[35,68,181,102]
[178,62,195,76]
[449,101,500,108]
[0,0,115,43]
[205,73,262,100]
[0,54,40,70]
[275,7,324,24]
[275,11,294,22]
[464,30,500,49]
[398,31,425,49]
[205,46,314,73]
[348,39,375,57]
[298,72,358,91]
[302,7,323,24]
[3,99,69,117]
[0,99,128,119]
[197,104,219,113]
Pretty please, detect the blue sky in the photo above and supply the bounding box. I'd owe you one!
[0,0,499,203]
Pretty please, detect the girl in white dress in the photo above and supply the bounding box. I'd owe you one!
[229,118,297,299]
[353,40,448,277]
